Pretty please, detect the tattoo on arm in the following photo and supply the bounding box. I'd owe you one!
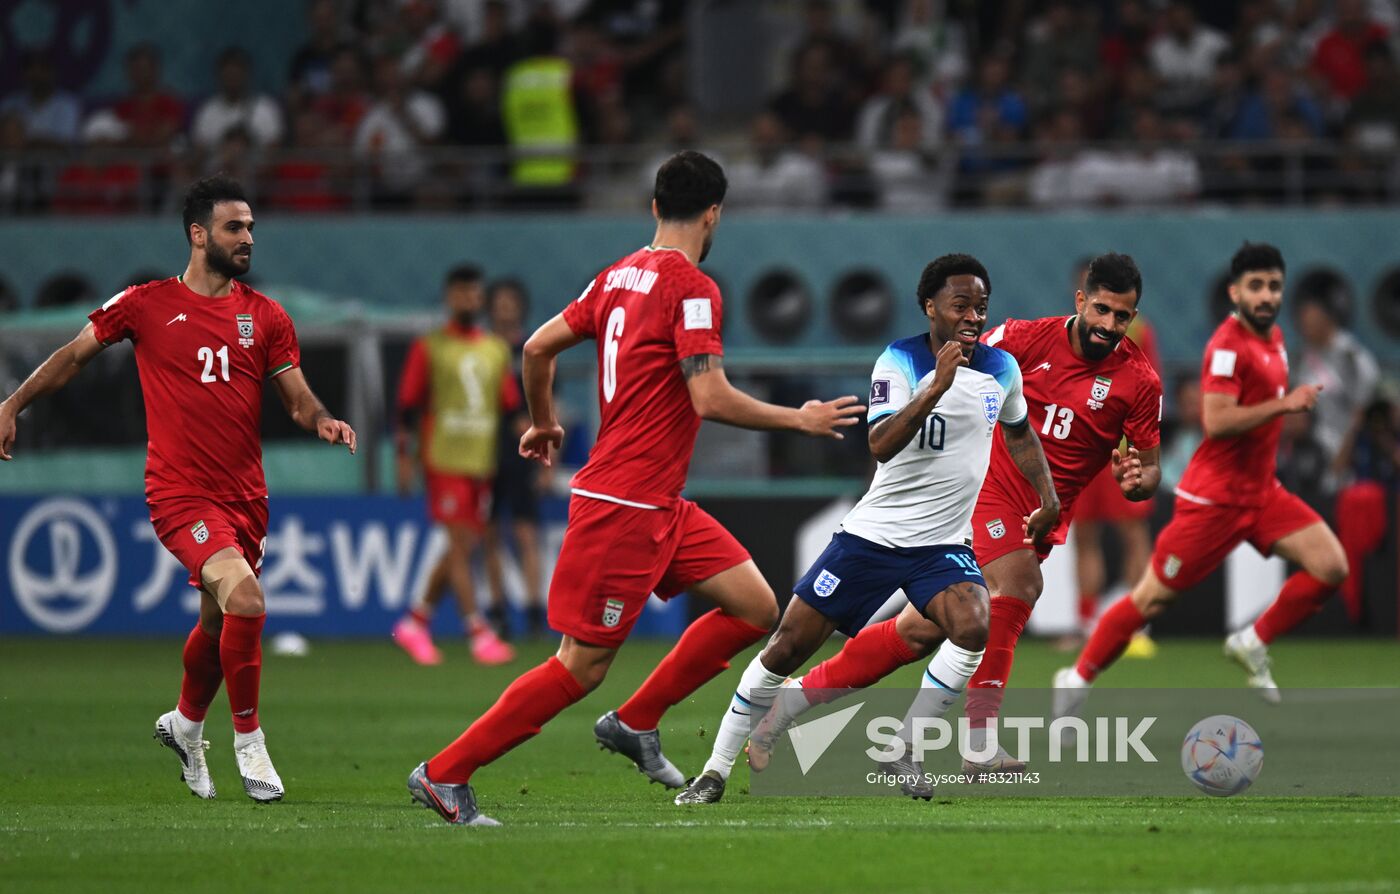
[680,354,721,380]
[1004,423,1057,505]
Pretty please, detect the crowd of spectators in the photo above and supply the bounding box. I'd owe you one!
[3,0,1400,214]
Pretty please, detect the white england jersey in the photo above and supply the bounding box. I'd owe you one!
[842,334,1028,549]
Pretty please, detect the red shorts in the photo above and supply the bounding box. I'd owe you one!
[971,482,1074,567]
[149,494,268,588]
[1151,485,1322,591]
[425,470,491,529]
[547,494,751,647]
[1075,463,1154,523]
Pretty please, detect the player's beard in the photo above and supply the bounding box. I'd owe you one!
[1237,303,1277,334]
[699,231,714,263]
[453,310,477,328]
[206,241,251,279]
[1075,315,1121,361]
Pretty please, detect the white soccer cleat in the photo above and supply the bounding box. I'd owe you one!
[1224,631,1282,704]
[154,711,216,799]
[233,728,285,802]
[1051,667,1090,719]
[962,743,1028,774]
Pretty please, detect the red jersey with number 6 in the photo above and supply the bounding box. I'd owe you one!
[88,277,301,502]
[1175,315,1289,508]
[561,246,723,507]
[982,316,1162,512]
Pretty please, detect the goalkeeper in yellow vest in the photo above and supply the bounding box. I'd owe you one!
[393,265,520,666]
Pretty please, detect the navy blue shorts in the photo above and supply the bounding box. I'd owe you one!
[793,531,986,637]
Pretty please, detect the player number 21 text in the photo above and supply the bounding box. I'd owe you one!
[198,345,230,383]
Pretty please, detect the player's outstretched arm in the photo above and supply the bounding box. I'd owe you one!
[1202,386,1319,439]
[867,340,966,462]
[519,314,586,465]
[272,367,356,454]
[682,354,864,438]
[0,323,106,461]
[1002,420,1061,546]
[1112,445,1161,502]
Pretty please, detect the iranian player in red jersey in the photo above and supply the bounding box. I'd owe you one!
[0,176,356,802]
[1056,242,1348,717]
[762,253,1163,790]
[1071,254,1163,643]
[407,151,864,826]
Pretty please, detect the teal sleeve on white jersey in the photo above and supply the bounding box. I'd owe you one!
[997,354,1028,426]
[867,345,915,424]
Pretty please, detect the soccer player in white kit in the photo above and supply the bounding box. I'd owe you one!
[675,254,1060,804]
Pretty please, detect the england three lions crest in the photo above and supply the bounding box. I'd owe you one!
[813,569,841,598]
[981,391,1001,425]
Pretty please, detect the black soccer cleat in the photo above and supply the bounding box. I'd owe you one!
[674,770,726,805]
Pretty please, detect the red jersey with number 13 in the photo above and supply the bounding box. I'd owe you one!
[982,316,1162,511]
[561,246,723,507]
[1175,315,1289,508]
[87,277,301,502]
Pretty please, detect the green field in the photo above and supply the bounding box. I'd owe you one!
[2,636,1397,894]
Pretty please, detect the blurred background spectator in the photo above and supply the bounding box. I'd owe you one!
[0,0,1399,212]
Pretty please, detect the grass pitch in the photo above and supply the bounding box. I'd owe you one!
[2,636,1397,894]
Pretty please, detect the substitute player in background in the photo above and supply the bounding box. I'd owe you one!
[406,150,865,826]
[481,278,548,638]
[723,253,1162,793]
[391,265,517,666]
[1056,242,1348,714]
[676,254,1059,805]
[0,175,356,802]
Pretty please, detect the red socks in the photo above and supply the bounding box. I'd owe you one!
[1075,596,1144,683]
[220,613,265,734]
[1078,592,1098,628]
[408,605,432,627]
[966,596,1034,726]
[617,610,768,730]
[428,656,585,783]
[177,624,223,722]
[1253,571,1333,644]
[803,618,918,703]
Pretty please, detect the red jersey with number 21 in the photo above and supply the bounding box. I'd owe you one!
[561,246,723,507]
[1175,315,1289,508]
[982,316,1162,510]
[87,277,301,502]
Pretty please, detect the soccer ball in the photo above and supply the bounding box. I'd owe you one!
[1180,715,1263,797]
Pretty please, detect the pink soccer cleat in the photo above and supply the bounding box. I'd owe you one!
[470,627,515,666]
[393,618,442,665]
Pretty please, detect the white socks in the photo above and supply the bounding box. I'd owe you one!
[898,640,984,745]
[1236,624,1265,652]
[703,654,788,780]
[174,709,203,741]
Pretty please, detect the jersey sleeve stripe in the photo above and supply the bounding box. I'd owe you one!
[266,361,296,378]
[868,409,897,424]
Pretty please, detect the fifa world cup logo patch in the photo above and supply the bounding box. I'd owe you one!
[813,569,841,597]
[1163,554,1182,579]
[986,518,1006,539]
[602,598,625,628]
[190,520,210,545]
[236,313,255,348]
